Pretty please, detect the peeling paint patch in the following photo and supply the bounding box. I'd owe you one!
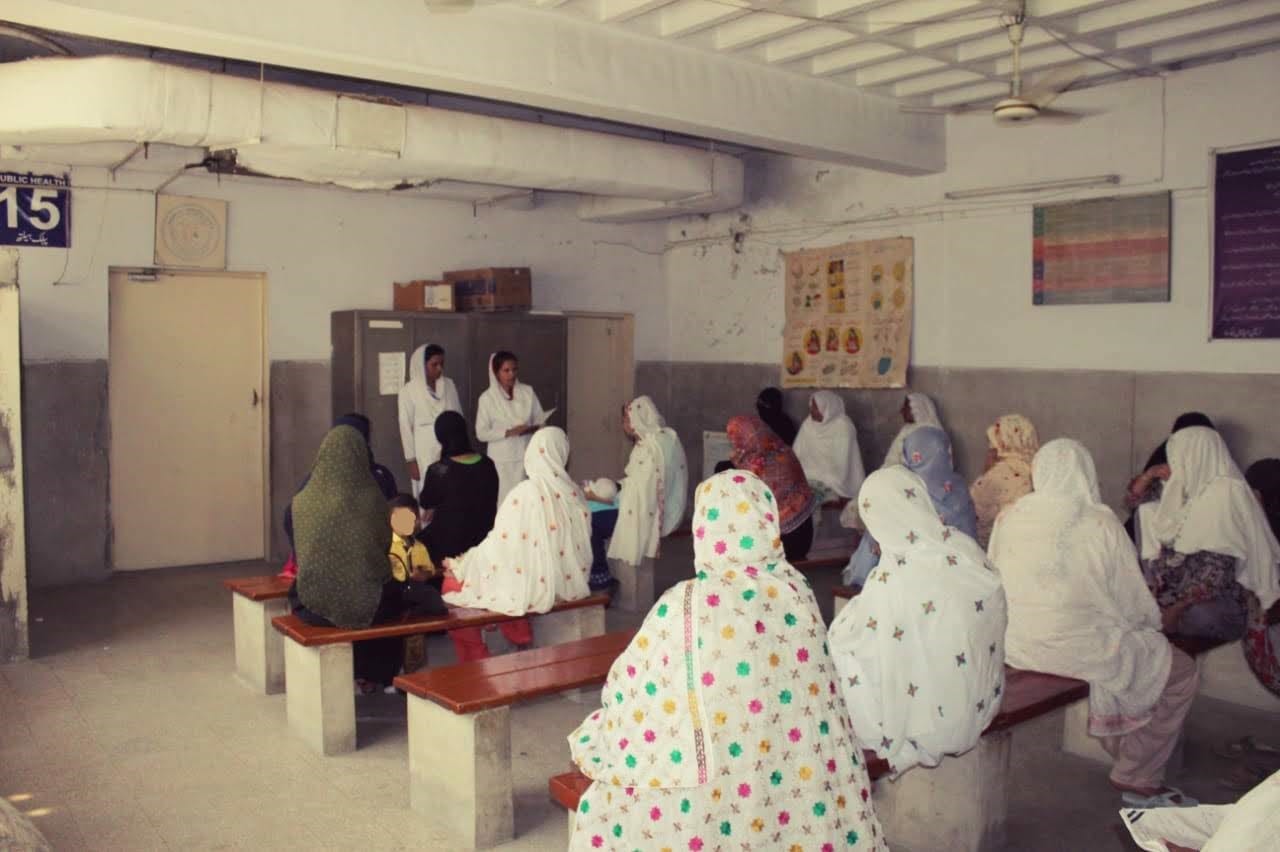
[0,411,12,472]
[815,170,830,183]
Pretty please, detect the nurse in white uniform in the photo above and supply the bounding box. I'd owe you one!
[398,342,462,496]
[476,350,544,507]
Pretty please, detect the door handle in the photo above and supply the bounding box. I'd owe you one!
[251,389,260,407]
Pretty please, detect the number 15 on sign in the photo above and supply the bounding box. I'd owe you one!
[0,173,71,248]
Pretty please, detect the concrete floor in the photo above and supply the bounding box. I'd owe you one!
[3,548,1277,851]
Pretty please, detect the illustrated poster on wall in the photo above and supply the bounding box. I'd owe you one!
[780,237,912,389]
[1212,144,1280,339]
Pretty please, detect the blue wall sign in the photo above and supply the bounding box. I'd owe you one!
[0,172,70,248]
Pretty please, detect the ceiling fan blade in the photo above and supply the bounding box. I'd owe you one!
[899,102,990,116]
[1033,106,1098,123]
[1025,63,1086,108]
[425,0,475,11]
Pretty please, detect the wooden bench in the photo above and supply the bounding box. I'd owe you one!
[224,575,293,694]
[394,630,634,849]
[273,593,610,755]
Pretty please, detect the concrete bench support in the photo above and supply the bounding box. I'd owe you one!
[232,593,289,694]
[873,731,1011,852]
[1062,697,1113,765]
[284,640,356,756]
[609,557,654,613]
[1198,641,1280,712]
[408,696,513,849]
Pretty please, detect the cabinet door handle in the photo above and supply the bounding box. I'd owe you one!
[251,389,260,407]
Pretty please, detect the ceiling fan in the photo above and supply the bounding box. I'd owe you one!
[902,4,1094,124]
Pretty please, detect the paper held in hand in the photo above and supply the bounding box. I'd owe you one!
[536,407,556,426]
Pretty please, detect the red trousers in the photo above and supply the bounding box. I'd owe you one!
[442,574,533,662]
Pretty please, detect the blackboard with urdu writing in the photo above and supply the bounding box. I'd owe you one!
[1213,143,1280,339]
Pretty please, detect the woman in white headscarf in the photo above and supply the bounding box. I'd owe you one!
[604,396,688,569]
[989,439,1200,808]
[397,343,462,496]
[829,466,1006,775]
[794,390,866,502]
[475,350,545,507]
[441,427,591,659]
[1136,427,1280,642]
[880,391,942,470]
[443,426,591,613]
[567,470,887,852]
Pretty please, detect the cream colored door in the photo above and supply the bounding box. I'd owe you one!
[566,314,634,482]
[109,269,266,570]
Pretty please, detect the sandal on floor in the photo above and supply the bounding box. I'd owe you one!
[1120,787,1199,809]
[1214,735,1280,759]
[1218,764,1265,792]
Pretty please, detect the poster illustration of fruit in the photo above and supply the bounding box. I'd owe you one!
[781,237,912,389]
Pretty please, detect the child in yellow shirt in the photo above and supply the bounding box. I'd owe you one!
[389,494,436,583]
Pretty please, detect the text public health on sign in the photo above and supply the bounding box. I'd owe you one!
[0,172,71,248]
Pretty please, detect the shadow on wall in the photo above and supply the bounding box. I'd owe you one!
[638,361,1280,515]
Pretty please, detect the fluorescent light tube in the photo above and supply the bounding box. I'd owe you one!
[944,174,1121,201]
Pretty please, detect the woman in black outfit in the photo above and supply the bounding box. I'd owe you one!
[418,412,500,561]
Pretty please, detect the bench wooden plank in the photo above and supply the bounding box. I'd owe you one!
[794,551,849,571]
[832,584,860,600]
[272,593,610,646]
[395,631,635,699]
[984,668,1089,734]
[223,575,292,602]
[412,650,624,714]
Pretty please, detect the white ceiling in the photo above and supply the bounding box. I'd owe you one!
[517,0,1280,107]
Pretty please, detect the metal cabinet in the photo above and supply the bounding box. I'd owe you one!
[331,310,628,495]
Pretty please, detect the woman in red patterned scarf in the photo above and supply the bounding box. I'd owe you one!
[727,414,818,560]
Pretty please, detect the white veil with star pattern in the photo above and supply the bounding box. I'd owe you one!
[828,466,1007,774]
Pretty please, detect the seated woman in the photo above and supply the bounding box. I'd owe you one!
[594,396,688,592]
[880,391,943,470]
[1136,427,1280,644]
[415,411,517,661]
[418,412,499,566]
[566,470,887,852]
[755,385,798,445]
[969,413,1039,550]
[1125,412,1215,538]
[280,412,395,579]
[989,438,1200,808]
[1243,458,1280,697]
[289,423,428,693]
[726,414,817,560]
[844,426,978,587]
[828,466,1006,775]
[794,390,866,504]
[441,427,592,659]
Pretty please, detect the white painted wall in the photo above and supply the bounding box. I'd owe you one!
[11,169,669,362]
[666,50,1280,374]
[0,248,29,661]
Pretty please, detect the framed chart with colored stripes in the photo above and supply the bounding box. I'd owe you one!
[1032,191,1171,306]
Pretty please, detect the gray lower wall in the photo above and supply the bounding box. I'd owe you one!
[18,357,1280,587]
[22,361,111,587]
[639,361,1280,514]
[268,360,331,562]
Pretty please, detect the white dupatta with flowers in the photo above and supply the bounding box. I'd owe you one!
[444,427,591,615]
[568,470,886,852]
